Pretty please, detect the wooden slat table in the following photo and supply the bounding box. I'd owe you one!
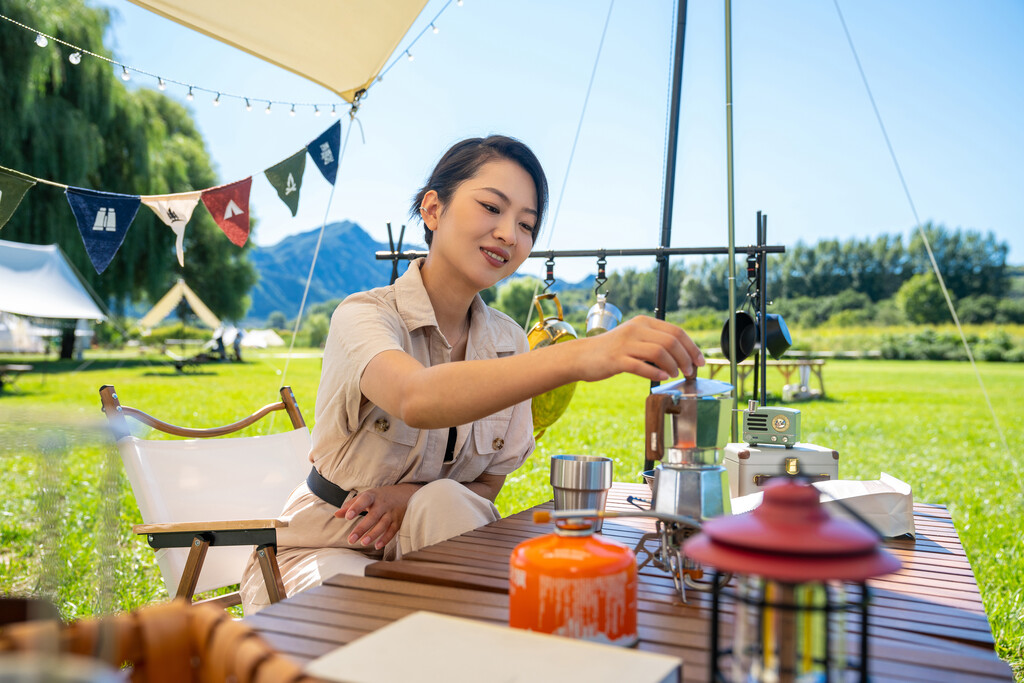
[247,483,1013,682]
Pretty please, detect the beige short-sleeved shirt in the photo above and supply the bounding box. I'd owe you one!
[275,258,535,552]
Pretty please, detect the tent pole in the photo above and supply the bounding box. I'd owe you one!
[655,0,688,325]
[725,0,739,439]
[646,0,689,475]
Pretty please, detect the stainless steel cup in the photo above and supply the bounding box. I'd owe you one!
[550,454,613,531]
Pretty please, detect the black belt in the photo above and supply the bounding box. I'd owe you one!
[306,466,352,508]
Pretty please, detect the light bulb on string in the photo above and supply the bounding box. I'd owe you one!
[68,51,82,65]
[265,102,272,115]
[431,23,439,34]
[158,77,166,91]
[121,66,131,81]
[35,33,48,48]
[289,104,296,117]
[330,105,337,117]
[406,50,414,62]
[314,105,321,117]
[186,86,194,101]
[245,98,253,112]
[457,0,463,6]
[213,92,221,106]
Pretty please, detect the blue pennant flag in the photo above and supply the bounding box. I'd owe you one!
[307,121,342,186]
[65,187,141,274]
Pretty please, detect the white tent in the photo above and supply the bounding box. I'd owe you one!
[0,312,50,353]
[127,0,428,103]
[0,239,106,321]
[138,279,222,332]
[238,328,285,348]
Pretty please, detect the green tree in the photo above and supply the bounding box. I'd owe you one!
[494,277,543,326]
[304,313,330,348]
[0,0,256,319]
[896,273,952,324]
[908,223,1008,299]
[267,311,287,329]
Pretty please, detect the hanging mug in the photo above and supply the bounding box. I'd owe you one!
[585,293,622,336]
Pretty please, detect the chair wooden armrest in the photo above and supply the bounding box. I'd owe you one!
[134,520,290,608]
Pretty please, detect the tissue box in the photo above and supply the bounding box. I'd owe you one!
[723,442,839,498]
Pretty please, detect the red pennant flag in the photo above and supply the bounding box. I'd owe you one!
[201,177,252,247]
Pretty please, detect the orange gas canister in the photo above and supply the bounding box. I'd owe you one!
[509,520,638,646]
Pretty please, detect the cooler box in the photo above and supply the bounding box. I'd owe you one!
[723,442,839,498]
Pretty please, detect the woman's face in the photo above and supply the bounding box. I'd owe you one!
[422,158,538,291]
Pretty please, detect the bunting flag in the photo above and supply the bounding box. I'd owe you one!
[141,191,203,267]
[65,187,141,274]
[264,150,307,217]
[0,167,37,231]
[307,121,342,186]
[201,177,253,247]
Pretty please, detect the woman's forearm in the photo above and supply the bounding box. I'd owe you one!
[362,316,703,429]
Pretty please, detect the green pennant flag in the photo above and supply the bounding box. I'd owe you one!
[0,166,38,230]
[264,150,307,217]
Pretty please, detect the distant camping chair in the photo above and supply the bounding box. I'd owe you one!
[99,385,311,609]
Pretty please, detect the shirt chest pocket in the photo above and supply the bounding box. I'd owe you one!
[357,406,421,484]
[472,406,514,457]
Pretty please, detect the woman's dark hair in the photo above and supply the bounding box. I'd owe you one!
[410,135,548,246]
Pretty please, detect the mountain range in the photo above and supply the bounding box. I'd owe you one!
[246,221,586,323]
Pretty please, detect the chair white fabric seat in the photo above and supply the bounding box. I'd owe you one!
[118,428,311,596]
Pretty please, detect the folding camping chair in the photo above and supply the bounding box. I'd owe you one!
[99,385,311,609]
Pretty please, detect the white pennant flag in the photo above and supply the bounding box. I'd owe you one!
[141,192,202,267]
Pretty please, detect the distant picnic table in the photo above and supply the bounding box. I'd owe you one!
[704,356,827,398]
[0,364,33,393]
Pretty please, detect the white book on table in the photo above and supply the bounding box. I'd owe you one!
[305,610,683,683]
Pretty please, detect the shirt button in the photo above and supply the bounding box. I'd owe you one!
[492,437,504,450]
[375,418,390,433]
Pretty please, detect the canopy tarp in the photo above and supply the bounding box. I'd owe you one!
[127,0,429,103]
[138,279,221,332]
[0,239,106,320]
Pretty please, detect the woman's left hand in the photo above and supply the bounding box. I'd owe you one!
[334,483,423,550]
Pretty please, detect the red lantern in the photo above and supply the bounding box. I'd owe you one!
[683,478,901,683]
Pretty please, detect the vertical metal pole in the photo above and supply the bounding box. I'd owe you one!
[725,0,739,440]
[647,0,688,475]
[760,214,769,406]
[654,0,688,322]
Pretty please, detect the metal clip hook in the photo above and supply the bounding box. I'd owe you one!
[594,250,608,296]
[544,252,556,292]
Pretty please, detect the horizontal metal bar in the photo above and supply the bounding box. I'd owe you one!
[145,528,277,550]
[375,245,786,261]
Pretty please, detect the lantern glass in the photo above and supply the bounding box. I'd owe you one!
[713,572,871,683]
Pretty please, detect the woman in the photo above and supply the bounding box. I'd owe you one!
[240,135,704,614]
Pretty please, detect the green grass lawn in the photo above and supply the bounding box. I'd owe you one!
[1,350,1021,677]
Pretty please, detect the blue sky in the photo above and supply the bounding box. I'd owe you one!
[93,0,1024,282]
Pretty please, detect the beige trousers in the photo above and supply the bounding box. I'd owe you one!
[242,479,500,614]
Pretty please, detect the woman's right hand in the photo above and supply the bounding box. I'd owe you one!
[334,482,423,550]
[573,315,704,383]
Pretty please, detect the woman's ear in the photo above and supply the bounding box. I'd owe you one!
[419,190,441,232]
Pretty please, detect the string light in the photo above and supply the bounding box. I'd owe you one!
[457,0,463,6]
[265,102,272,115]
[289,104,296,116]
[3,8,462,115]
